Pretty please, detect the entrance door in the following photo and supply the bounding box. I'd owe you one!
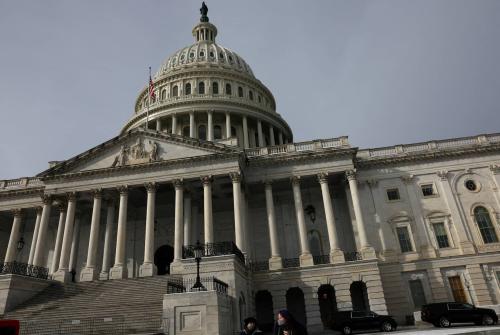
[318,284,337,328]
[350,281,369,311]
[286,287,307,326]
[255,291,274,332]
[154,245,174,275]
[448,276,468,303]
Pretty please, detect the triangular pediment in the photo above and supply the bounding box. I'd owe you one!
[38,130,240,176]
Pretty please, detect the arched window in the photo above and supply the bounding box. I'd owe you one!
[225,83,232,95]
[214,125,222,140]
[350,281,369,311]
[160,89,166,100]
[286,287,307,326]
[249,90,254,100]
[182,126,189,137]
[255,291,274,332]
[231,126,237,137]
[198,81,205,94]
[172,85,179,97]
[185,83,191,95]
[474,206,498,243]
[308,230,323,257]
[212,82,219,94]
[238,86,244,97]
[318,285,337,327]
[198,125,207,140]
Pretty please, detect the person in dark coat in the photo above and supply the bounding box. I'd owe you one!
[240,317,263,335]
[273,309,308,335]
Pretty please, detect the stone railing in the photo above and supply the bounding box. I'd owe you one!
[248,260,270,272]
[245,137,350,158]
[0,177,43,191]
[167,276,229,295]
[357,133,500,159]
[182,241,245,264]
[344,251,363,262]
[0,261,49,280]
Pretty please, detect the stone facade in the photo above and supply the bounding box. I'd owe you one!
[1,4,500,334]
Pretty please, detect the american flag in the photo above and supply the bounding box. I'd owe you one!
[149,71,156,101]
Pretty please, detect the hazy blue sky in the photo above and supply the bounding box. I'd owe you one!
[1,0,499,179]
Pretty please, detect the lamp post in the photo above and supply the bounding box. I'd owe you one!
[192,240,206,291]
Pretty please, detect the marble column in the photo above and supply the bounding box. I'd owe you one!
[346,170,376,259]
[436,170,476,254]
[99,201,115,280]
[171,114,177,135]
[140,183,157,277]
[50,203,67,275]
[317,173,345,263]
[242,116,249,149]
[81,189,103,281]
[278,132,284,145]
[171,179,184,274]
[401,175,436,259]
[257,120,264,147]
[202,176,214,243]
[269,125,275,146]
[110,186,128,280]
[53,192,76,282]
[264,181,282,270]
[207,111,214,141]
[230,173,244,253]
[189,111,195,138]
[33,195,52,267]
[28,207,42,265]
[68,217,81,274]
[156,119,161,132]
[4,209,23,263]
[291,176,313,267]
[183,193,192,246]
[225,112,231,138]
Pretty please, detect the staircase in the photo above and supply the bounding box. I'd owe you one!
[1,275,176,335]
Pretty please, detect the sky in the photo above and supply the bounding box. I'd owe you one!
[0,0,499,180]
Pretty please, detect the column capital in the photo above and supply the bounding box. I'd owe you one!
[201,175,213,186]
[264,180,273,188]
[366,179,378,187]
[436,170,449,181]
[490,164,500,175]
[91,188,103,198]
[40,194,52,205]
[229,172,241,183]
[57,202,67,212]
[173,179,184,189]
[345,169,357,181]
[317,172,329,184]
[291,175,301,186]
[145,182,157,192]
[35,206,43,215]
[400,175,414,184]
[11,208,23,217]
[65,191,77,201]
[116,185,128,195]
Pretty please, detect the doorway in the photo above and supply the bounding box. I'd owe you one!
[154,245,174,275]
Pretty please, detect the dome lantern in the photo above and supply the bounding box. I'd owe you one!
[193,2,217,43]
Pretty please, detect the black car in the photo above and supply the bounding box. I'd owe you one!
[329,310,397,335]
[421,302,498,327]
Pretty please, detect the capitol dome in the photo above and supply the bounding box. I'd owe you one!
[121,4,293,149]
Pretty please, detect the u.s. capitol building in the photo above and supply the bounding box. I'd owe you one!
[1,4,500,335]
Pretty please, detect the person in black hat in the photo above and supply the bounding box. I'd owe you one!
[240,317,263,335]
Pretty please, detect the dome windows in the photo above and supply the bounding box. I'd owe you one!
[238,86,244,98]
[199,82,205,94]
[198,125,207,140]
[249,90,254,101]
[185,83,192,95]
[214,125,222,140]
[212,82,219,94]
[160,89,167,100]
[465,180,478,192]
[199,51,205,57]
[228,55,233,63]
[209,51,215,58]
[225,83,232,95]
[172,85,179,97]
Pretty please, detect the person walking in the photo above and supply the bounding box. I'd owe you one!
[273,309,307,335]
[240,317,263,335]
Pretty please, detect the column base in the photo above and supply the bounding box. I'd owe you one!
[380,249,398,262]
[459,241,476,255]
[360,246,376,260]
[268,256,283,270]
[99,271,109,281]
[330,249,345,264]
[139,262,157,277]
[169,260,184,275]
[52,269,72,283]
[109,265,127,280]
[299,253,314,267]
[80,267,99,282]
[419,245,437,259]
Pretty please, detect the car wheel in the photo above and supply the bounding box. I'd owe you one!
[381,321,393,332]
[439,316,451,328]
[482,315,494,326]
[342,325,352,335]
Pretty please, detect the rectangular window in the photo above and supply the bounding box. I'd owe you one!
[421,184,435,197]
[386,188,400,201]
[409,279,427,309]
[397,226,413,253]
[448,276,468,303]
[433,222,450,248]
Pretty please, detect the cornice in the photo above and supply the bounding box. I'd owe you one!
[0,187,45,199]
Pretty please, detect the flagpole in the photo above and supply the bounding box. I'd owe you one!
[146,66,151,130]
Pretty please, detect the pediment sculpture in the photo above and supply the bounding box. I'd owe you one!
[111,138,161,167]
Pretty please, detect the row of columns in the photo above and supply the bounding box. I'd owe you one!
[264,170,375,270]
[151,111,286,148]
